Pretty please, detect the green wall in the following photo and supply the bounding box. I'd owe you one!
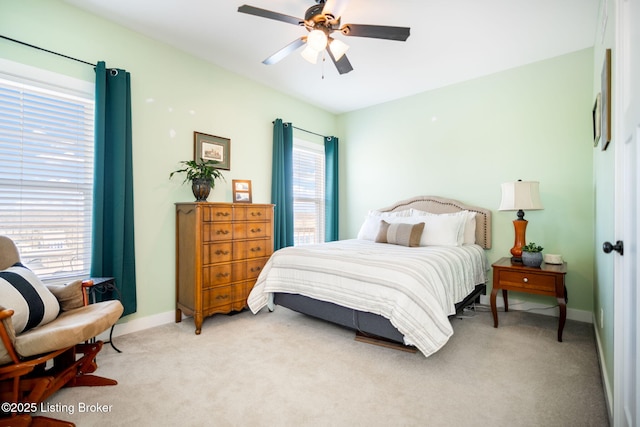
[0,0,339,323]
[339,49,595,313]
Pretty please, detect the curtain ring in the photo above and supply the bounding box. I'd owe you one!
[109,69,119,76]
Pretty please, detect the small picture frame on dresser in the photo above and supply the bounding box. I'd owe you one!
[233,180,252,203]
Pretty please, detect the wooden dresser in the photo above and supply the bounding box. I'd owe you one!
[175,202,274,334]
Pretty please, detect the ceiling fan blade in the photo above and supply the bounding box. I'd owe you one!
[263,37,306,65]
[340,24,410,41]
[322,0,350,18]
[238,5,302,26]
[326,48,353,75]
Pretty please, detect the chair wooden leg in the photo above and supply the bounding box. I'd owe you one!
[30,416,75,427]
[0,414,75,427]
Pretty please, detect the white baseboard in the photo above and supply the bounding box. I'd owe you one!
[592,315,614,425]
[478,295,593,323]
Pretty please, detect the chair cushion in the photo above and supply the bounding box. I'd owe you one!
[46,280,85,311]
[0,264,60,334]
[13,300,123,359]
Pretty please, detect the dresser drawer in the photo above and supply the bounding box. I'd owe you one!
[233,221,271,239]
[498,270,556,292]
[234,206,272,221]
[203,285,233,311]
[246,257,267,279]
[233,239,271,259]
[231,257,268,281]
[203,222,233,242]
[233,280,255,303]
[203,242,233,264]
[202,263,233,288]
[203,206,233,222]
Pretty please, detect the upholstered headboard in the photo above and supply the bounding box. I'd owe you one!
[378,196,492,249]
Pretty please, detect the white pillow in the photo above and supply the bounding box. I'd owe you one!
[356,210,411,241]
[407,210,467,246]
[462,211,477,245]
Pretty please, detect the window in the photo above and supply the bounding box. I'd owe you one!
[0,61,95,283]
[292,138,325,246]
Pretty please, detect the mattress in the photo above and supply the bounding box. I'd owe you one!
[248,239,489,357]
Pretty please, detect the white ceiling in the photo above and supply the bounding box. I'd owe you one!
[63,0,600,114]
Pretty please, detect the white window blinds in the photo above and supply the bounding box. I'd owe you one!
[0,67,95,282]
[292,138,325,246]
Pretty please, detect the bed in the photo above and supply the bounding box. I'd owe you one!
[247,196,492,357]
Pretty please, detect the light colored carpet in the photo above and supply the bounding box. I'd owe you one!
[39,306,609,427]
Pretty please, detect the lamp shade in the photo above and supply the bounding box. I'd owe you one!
[307,30,328,51]
[301,44,319,64]
[498,181,543,211]
[328,38,349,61]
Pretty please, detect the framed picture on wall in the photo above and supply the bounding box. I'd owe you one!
[232,180,252,203]
[194,131,230,170]
[600,49,612,151]
[592,93,601,147]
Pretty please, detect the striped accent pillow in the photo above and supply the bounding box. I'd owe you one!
[375,220,425,247]
[0,264,60,334]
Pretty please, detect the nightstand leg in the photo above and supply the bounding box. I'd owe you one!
[490,287,499,327]
[502,289,509,312]
[557,297,567,342]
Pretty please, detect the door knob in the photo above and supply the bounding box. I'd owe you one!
[602,240,624,255]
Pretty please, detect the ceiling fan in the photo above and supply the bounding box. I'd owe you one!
[237,0,410,75]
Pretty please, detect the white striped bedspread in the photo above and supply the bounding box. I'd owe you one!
[248,239,489,357]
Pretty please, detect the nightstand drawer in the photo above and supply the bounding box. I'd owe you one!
[499,270,556,292]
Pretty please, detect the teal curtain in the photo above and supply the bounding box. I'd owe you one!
[324,136,339,241]
[271,119,294,250]
[91,61,137,316]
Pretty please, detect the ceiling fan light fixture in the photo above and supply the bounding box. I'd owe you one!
[328,38,349,61]
[307,29,328,51]
[301,44,320,64]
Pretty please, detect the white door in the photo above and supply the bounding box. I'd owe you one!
[613,0,640,425]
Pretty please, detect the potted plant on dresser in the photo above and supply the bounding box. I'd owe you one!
[521,242,544,267]
[170,159,225,201]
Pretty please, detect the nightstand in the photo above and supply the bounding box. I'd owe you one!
[490,257,568,341]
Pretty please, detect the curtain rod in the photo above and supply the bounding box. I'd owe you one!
[292,125,328,139]
[0,35,96,67]
[273,121,330,139]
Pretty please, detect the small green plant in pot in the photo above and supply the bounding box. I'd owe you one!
[521,242,544,267]
[170,159,225,202]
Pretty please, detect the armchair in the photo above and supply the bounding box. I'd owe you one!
[0,236,124,426]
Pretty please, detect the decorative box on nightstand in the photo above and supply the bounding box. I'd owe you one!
[490,257,568,341]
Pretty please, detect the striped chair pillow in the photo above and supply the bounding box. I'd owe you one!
[0,264,60,334]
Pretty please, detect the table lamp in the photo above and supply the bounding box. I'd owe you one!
[498,180,543,262]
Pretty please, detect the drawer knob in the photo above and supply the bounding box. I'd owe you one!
[250,247,261,252]
[251,228,262,233]
[216,294,229,300]
[215,250,230,255]
[216,212,230,217]
[523,277,528,283]
[251,266,262,273]
[251,212,262,216]
[216,272,230,278]
[216,229,229,235]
